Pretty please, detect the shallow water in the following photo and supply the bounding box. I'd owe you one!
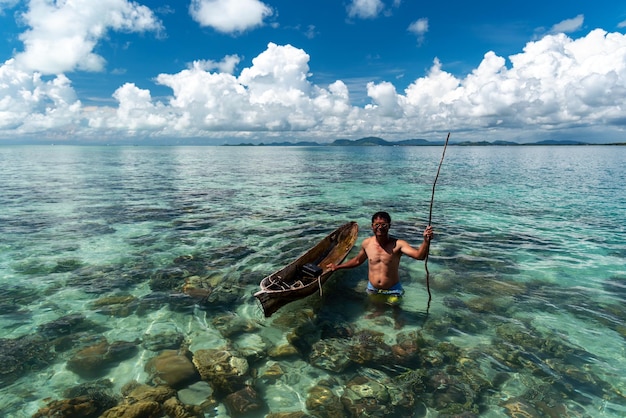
[0,144,625,417]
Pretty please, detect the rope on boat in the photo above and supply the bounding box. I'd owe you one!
[425,132,450,309]
[317,275,323,297]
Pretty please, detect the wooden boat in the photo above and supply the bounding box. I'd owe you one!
[254,221,359,317]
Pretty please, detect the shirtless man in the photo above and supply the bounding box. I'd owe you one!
[327,211,433,316]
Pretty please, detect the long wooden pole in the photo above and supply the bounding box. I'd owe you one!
[425,132,450,309]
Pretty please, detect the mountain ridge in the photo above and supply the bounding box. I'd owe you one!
[225,136,623,146]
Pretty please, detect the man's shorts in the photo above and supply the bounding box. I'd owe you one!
[366,282,405,306]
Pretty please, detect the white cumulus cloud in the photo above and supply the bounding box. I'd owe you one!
[550,14,584,34]
[81,42,355,138]
[189,55,242,74]
[408,18,429,45]
[85,30,626,143]
[0,58,81,134]
[347,0,385,20]
[13,0,162,75]
[189,0,273,34]
[394,28,626,137]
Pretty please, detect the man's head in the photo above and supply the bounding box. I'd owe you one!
[371,211,391,233]
[372,211,391,224]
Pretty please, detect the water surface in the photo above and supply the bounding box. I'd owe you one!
[0,145,625,417]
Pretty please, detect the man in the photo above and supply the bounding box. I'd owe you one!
[327,211,433,324]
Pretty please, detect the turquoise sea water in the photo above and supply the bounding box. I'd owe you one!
[0,144,625,417]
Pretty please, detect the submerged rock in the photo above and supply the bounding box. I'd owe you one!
[465,276,526,298]
[173,254,212,276]
[62,378,117,399]
[233,333,269,363]
[423,315,457,337]
[192,347,250,394]
[392,368,428,411]
[306,384,345,418]
[34,379,119,418]
[32,396,103,418]
[100,400,162,418]
[0,334,55,388]
[0,283,39,312]
[197,283,242,308]
[347,330,395,369]
[66,339,138,378]
[258,362,285,383]
[66,265,137,293]
[212,312,259,338]
[37,313,96,340]
[309,338,352,373]
[145,349,199,389]
[424,370,480,416]
[149,267,188,291]
[90,294,138,317]
[465,295,512,315]
[142,321,185,351]
[265,412,309,418]
[182,275,213,301]
[121,382,177,404]
[223,385,265,417]
[162,396,204,418]
[271,309,316,330]
[391,330,426,368]
[97,382,193,418]
[287,319,322,355]
[268,343,300,358]
[500,397,542,417]
[429,303,490,336]
[340,375,390,417]
[51,258,85,273]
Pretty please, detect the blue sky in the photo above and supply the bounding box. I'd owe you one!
[1,0,626,144]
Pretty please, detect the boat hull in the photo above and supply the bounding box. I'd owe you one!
[254,221,359,317]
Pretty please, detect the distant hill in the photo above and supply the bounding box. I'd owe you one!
[396,138,438,146]
[332,137,440,146]
[532,139,588,145]
[259,141,321,146]
[455,140,519,146]
[225,141,321,146]
[225,136,619,146]
[332,136,391,146]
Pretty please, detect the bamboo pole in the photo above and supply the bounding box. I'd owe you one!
[425,132,450,310]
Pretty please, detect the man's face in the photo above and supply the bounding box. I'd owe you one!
[372,218,390,235]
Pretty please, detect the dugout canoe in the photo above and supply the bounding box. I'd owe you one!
[254,221,359,317]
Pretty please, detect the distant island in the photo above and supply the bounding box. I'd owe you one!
[225,136,625,146]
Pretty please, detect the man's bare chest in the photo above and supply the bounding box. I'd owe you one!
[367,241,399,263]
